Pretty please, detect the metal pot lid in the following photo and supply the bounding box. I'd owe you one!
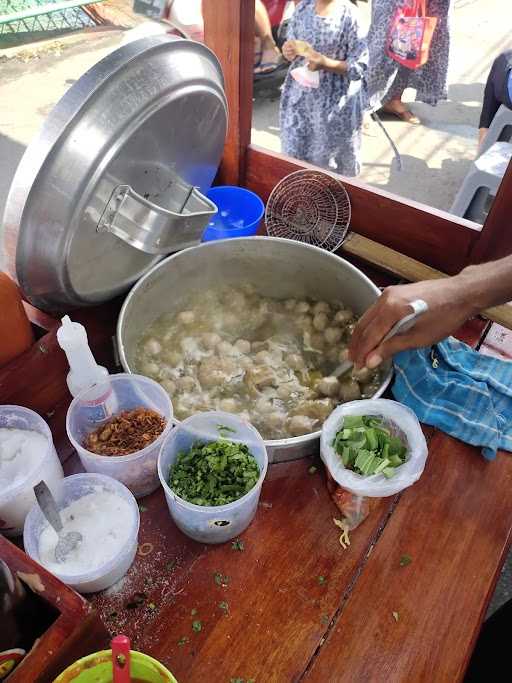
[3,35,227,311]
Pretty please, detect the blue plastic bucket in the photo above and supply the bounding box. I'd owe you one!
[202,186,265,242]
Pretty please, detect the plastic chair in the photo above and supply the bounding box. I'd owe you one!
[450,142,512,223]
[479,105,512,156]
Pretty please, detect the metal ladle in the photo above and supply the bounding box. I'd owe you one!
[33,481,83,563]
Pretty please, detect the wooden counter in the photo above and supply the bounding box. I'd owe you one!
[4,304,510,682]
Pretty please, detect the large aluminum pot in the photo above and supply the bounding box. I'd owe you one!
[117,237,392,463]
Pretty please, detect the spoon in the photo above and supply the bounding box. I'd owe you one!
[333,299,429,379]
[112,634,131,683]
[33,481,83,563]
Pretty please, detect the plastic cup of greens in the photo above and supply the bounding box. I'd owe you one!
[52,649,177,682]
[157,411,268,544]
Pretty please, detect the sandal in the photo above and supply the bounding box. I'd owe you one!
[381,105,421,125]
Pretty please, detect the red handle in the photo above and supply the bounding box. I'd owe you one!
[111,635,131,683]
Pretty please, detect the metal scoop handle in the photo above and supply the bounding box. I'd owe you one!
[34,481,63,533]
[334,298,429,378]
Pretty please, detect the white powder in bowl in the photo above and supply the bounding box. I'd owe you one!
[0,428,48,489]
[38,488,133,576]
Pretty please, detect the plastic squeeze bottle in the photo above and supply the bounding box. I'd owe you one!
[57,316,115,422]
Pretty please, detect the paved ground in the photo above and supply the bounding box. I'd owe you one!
[0,0,511,615]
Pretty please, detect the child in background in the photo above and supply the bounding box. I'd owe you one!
[280,0,368,177]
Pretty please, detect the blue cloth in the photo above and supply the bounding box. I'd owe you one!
[391,337,512,461]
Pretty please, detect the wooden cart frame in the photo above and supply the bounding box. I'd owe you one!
[2,4,512,681]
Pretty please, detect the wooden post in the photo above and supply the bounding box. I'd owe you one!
[204,0,255,187]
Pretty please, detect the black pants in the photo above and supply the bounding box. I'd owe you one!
[464,598,512,682]
[479,50,512,129]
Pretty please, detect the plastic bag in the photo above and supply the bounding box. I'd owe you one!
[291,65,320,89]
[320,399,428,498]
[386,0,438,70]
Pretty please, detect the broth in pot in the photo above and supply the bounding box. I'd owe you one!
[134,286,380,440]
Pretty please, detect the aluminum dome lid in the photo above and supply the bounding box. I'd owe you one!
[2,35,227,311]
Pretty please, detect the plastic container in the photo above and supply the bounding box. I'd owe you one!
[24,473,139,594]
[66,374,173,498]
[321,399,428,498]
[0,406,63,537]
[158,411,268,543]
[53,648,177,682]
[202,186,265,242]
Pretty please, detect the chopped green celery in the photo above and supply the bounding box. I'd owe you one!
[333,415,407,478]
[342,447,352,467]
[365,428,379,451]
[388,437,404,455]
[360,452,376,475]
[355,449,371,471]
[389,454,403,467]
[373,458,390,474]
[343,416,365,428]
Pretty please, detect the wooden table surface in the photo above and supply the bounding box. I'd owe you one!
[3,302,512,683]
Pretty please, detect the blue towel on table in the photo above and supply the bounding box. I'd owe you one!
[391,337,512,461]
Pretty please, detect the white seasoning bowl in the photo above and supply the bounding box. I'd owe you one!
[23,473,140,593]
[0,405,64,537]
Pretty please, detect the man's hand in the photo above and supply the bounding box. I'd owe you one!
[282,40,298,62]
[348,277,477,369]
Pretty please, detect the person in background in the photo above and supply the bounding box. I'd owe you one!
[280,0,368,176]
[478,49,512,151]
[366,0,452,124]
[254,0,284,73]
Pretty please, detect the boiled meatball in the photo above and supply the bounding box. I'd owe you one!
[352,367,373,383]
[313,301,330,315]
[317,376,340,398]
[144,338,161,356]
[219,398,239,413]
[296,301,311,314]
[245,365,276,391]
[201,332,221,350]
[289,415,316,437]
[288,354,305,371]
[339,380,361,402]
[255,350,273,366]
[324,327,342,345]
[234,339,251,354]
[334,309,353,325]
[176,376,197,392]
[161,349,182,366]
[297,315,313,332]
[161,379,176,395]
[217,340,235,356]
[313,312,329,332]
[177,310,195,325]
[141,360,159,377]
[198,357,238,388]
